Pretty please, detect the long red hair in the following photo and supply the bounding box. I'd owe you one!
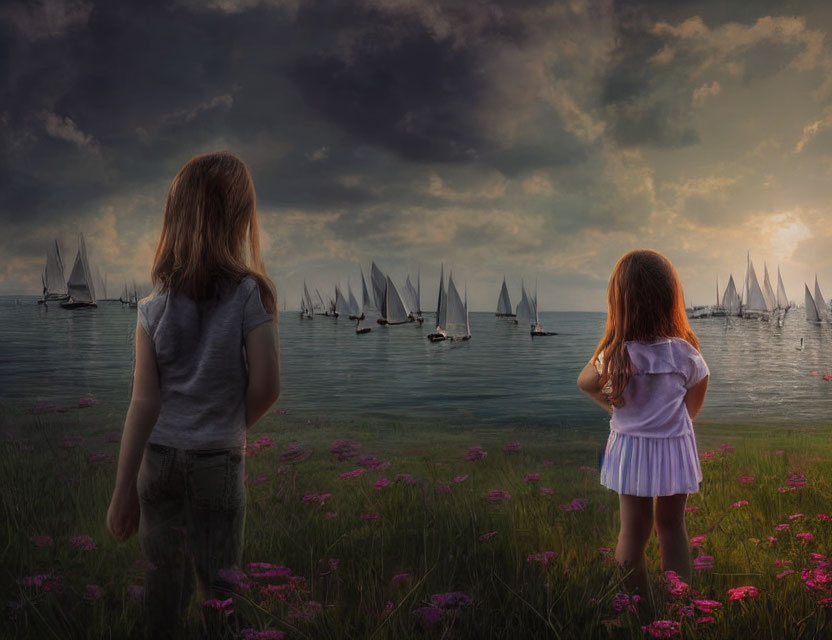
[150,151,276,314]
[593,249,699,406]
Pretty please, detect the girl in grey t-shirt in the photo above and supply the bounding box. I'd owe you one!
[106,152,280,638]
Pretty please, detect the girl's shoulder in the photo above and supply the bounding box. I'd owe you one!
[625,337,706,384]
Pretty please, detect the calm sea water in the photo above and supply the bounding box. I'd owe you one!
[2,295,831,427]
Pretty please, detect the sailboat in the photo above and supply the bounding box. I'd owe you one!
[379,275,412,325]
[515,279,535,329]
[356,267,381,334]
[370,262,387,321]
[347,280,361,320]
[445,272,470,341]
[530,280,556,336]
[61,233,97,309]
[719,274,741,316]
[427,264,448,342]
[741,253,773,320]
[300,281,313,319]
[128,281,139,308]
[814,275,827,321]
[334,285,350,318]
[39,239,69,304]
[495,276,515,317]
[776,267,790,312]
[403,274,423,323]
[805,284,822,322]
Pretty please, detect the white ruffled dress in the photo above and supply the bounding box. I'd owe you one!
[599,338,709,497]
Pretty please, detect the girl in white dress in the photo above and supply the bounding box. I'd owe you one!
[577,249,709,597]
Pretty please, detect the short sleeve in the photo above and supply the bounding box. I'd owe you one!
[243,278,274,337]
[685,350,709,389]
[137,299,151,338]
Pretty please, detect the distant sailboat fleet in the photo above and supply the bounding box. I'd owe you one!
[38,233,143,310]
[687,251,828,324]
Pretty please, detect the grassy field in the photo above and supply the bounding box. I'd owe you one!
[2,403,832,639]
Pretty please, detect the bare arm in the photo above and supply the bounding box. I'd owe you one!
[577,361,612,415]
[107,321,161,541]
[114,323,161,490]
[245,320,280,428]
[684,375,708,420]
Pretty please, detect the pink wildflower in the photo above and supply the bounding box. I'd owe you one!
[30,535,53,547]
[697,616,715,624]
[776,569,796,579]
[727,586,759,600]
[797,532,814,541]
[788,513,805,520]
[479,531,499,542]
[524,473,540,483]
[664,570,688,596]
[539,487,554,495]
[218,567,251,591]
[339,468,366,479]
[775,523,790,531]
[413,606,442,626]
[773,559,792,566]
[526,551,558,566]
[693,555,714,571]
[375,478,390,490]
[395,473,417,484]
[330,439,361,460]
[685,506,699,512]
[431,592,472,609]
[721,443,735,452]
[361,513,379,520]
[280,443,311,462]
[487,489,511,503]
[733,500,749,507]
[641,620,681,637]
[436,484,450,493]
[691,599,723,613]
[16,573,60,590]
[452,475,468,483]
[689,535,706,548]
[83,584,104,603]
[767,536,778,543]
[701,450,716,460]
[736,475,754,483]
[392,573,411,584]
[599,547,611,554]
[247,563,292,579]
[817,513,832,521]
[560,498,587,511]
[358,455,381,468]
[466,446,487,461]
[774,449,785,455]
[69,535,96,551]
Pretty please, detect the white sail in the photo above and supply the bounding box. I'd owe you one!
[314,288,327,314]
[805,284,821,322]
[744,261,769,313]
[445,273,469,338]
[416,267,421,314]
[432,264,447,331]
[66,233,96,304]
[370,262,387,314]
[403,275,419,314]
[496,277,512,315]
[776,267,789,310]
[335,285,350,316]
[357,269,382,331]
[762,263,777,311]
[515,280,534,326]
[384,275,410,324]
[347,281,361,317]
[45,240,68,298]
[814,275,826,319]
[721,274,741,315]
[303,281,314,318]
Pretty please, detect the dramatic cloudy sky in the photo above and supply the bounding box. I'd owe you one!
[3,0,832,310]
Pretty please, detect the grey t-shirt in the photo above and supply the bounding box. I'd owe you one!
[138,276,274,450]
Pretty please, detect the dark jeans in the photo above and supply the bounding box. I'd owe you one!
[137,442,246,639]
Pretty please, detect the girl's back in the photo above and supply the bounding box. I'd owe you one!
[610,338,709,438]
[139,275,273,451]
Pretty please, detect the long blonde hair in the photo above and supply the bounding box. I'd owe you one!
[150,151,276,313]
[593,249,698,406]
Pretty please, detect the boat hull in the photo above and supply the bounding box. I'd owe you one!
[60,301,97,309]
[495,313,517,317]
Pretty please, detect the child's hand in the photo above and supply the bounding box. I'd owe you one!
[106,486,140,542]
